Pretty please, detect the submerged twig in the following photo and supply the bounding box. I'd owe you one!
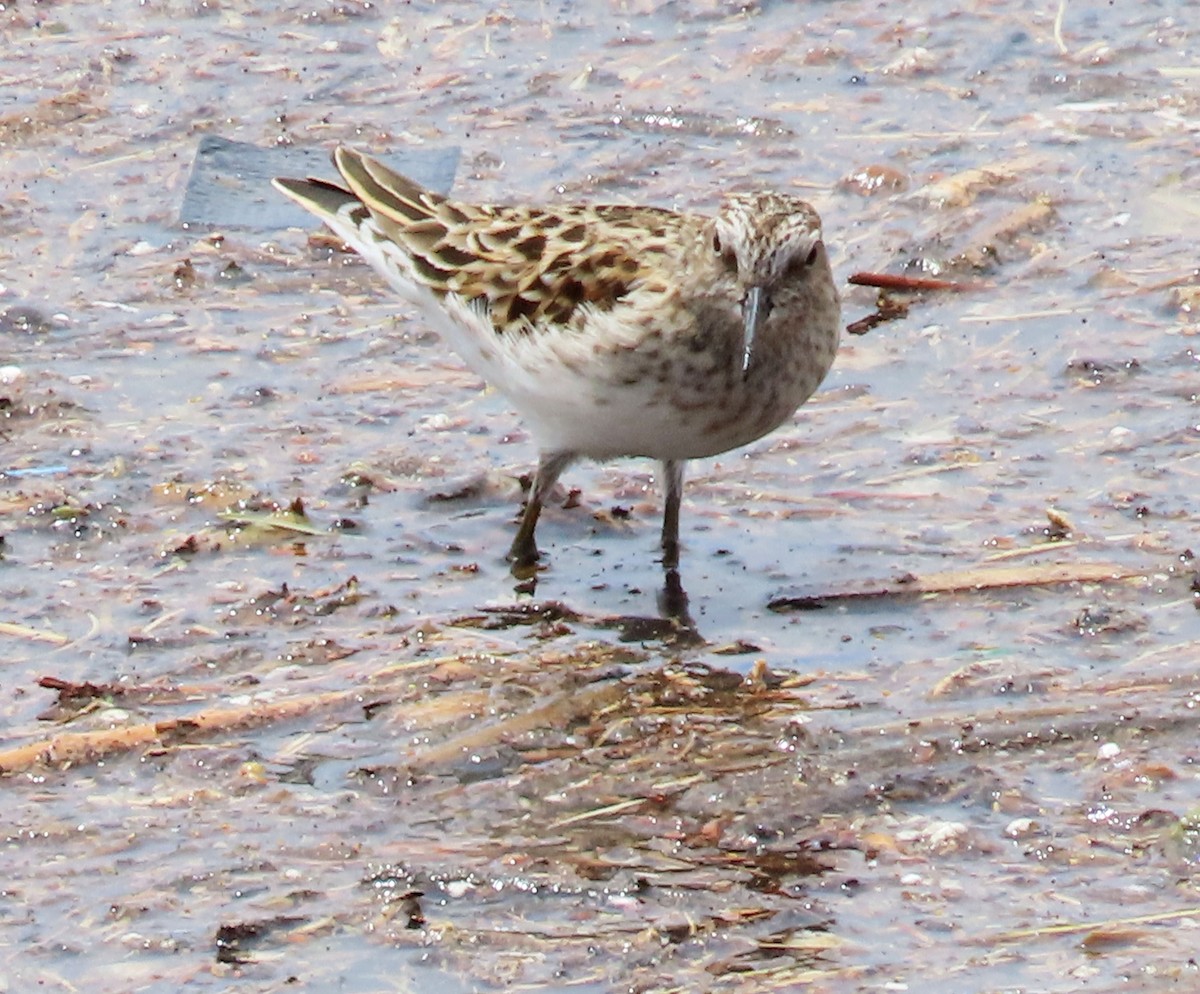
[0,620,70,646]
[411,678,627,769]
[0,688,355,775]
[988,905,1200,945]
[769,561,1142,610]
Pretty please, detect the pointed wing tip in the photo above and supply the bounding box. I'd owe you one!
[271,176,305,199]
[332,144,362,174]
[271,176,316,217]
[271,174,360,224]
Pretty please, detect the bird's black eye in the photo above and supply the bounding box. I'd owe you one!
[805,241,821,266]
[712,232,722,254]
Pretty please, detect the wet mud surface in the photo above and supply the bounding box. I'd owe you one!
[3,2,1199,991]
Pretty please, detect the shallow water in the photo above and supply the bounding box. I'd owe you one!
[3,2,1199,991]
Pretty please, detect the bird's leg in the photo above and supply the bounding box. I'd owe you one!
[659,459,685,570]
[508,451,574,571]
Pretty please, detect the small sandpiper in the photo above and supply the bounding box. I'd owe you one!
[275,148,841,571]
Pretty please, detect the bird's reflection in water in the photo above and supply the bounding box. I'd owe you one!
[510,562,702,647]
[657,567,698,636]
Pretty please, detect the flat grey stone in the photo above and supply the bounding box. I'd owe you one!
[180,136,459,230]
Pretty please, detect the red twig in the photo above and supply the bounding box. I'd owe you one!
[848,271,974,293]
